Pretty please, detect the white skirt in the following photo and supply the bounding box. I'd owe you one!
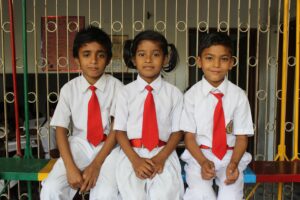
[181,149,252,200]
[116,146,184,200]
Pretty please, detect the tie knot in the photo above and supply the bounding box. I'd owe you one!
[89,85,96,92]
[145,85,153,92]
[211,92,223,100]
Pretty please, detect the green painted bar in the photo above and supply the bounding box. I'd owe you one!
[0,158,49,181]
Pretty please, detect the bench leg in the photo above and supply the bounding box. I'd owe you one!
[27,181,32,200]
[245,183,260,200]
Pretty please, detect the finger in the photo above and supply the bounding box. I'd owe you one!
[80,182,88,193]
[139,171,149,179]
[145,159,156,167]
[86,179,94,191]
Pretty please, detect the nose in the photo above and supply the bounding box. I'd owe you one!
[145,54,152,63]
[91,54,97,64]
[214,58,220,68]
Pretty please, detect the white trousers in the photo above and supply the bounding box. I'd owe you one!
[40,136,120,200]
[116,147,184,200]
[181,149,252,200]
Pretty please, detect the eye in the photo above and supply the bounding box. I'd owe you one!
[137,52,145,57]
[205,56,213,61]
[82,52,90,57]
[153,51,161,57]
[221,57,230,62]
[97,52,107,58]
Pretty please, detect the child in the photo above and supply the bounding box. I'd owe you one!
[40,26,123,200]
[180,32,253,200]
[114,30,184,200]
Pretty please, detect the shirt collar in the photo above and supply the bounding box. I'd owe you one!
[202,76,228,96]
[136,74,162,93]
[80,74,107,93]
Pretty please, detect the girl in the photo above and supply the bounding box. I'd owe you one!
[114,30,184,200]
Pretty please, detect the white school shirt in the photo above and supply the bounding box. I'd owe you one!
[50,74,123,141]
[114,75,183,142]
[180,77,254,147]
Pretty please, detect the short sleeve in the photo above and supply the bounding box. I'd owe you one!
[50,86,71,129]
[109,80,124,118]
[180,89,197,134]
[233,92,254,136]
[171,89,183,132]
[113,88,128,131]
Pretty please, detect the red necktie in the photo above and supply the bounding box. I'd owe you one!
[87,85,104,146]
[142,85,159,151]
[211,93,227,160]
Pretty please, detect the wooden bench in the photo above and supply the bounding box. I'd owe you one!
[245,160,300,200]
[0,157,56,200]
[0,157,56,181]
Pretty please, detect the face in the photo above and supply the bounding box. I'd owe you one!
[133,40,167,84]
[75,41,109,85]
[197,45,233,87]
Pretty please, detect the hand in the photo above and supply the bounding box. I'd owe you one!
[66,166,83,190]
[132,156,155,179]
[200,159,215,180]
[150,155,166,178]
[80,162,102,193]
[225,162,239,185]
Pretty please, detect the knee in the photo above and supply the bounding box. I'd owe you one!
[184,187,216,200]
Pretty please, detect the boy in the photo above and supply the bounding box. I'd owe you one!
[180,32,253,200]
[40,26,123,200]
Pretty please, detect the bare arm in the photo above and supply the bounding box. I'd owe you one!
[225,135,248,184]
[151,131,183,175]
[56,126,83,189]
[184,132,215,179]
[80,118,118,192]
[116,130,155,179]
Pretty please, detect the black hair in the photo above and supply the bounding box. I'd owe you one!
[73,25,112,62]
[198,32,233,56]
[123,30,179,72]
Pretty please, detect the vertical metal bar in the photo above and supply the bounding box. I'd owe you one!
[207,0,210,32]
[236,0,240,85]
[217,0,220,32]
[246,0,251,95]
[8,0,22,156]
[67,0,70,80]
[33,0,41,159]
[22,0,32,159]
[185,0,188,90]
[0,0,9,159]
[276,0,291,198]
[55,0,59,95]
[110,0,113,74]
[275,0,289,162]
[263,0,271,162]
[227,0,230,35]
[100,0,102,28]
[121,0,124,82]
[164,0,167,37]
[292,0,300,161]
[254,0,261,162]
[195,0,199,82]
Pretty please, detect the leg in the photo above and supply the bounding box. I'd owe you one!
[148,151,184,200]
[40,159,77,200]
[116,150,146,200]
[215,169,244,200]
[89,147,120,200]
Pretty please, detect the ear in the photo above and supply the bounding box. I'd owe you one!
[163,55,169,66]
[131,58,136,66]
[196,56,202,69]
[229,56,234,70]
[75,58,80,66]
